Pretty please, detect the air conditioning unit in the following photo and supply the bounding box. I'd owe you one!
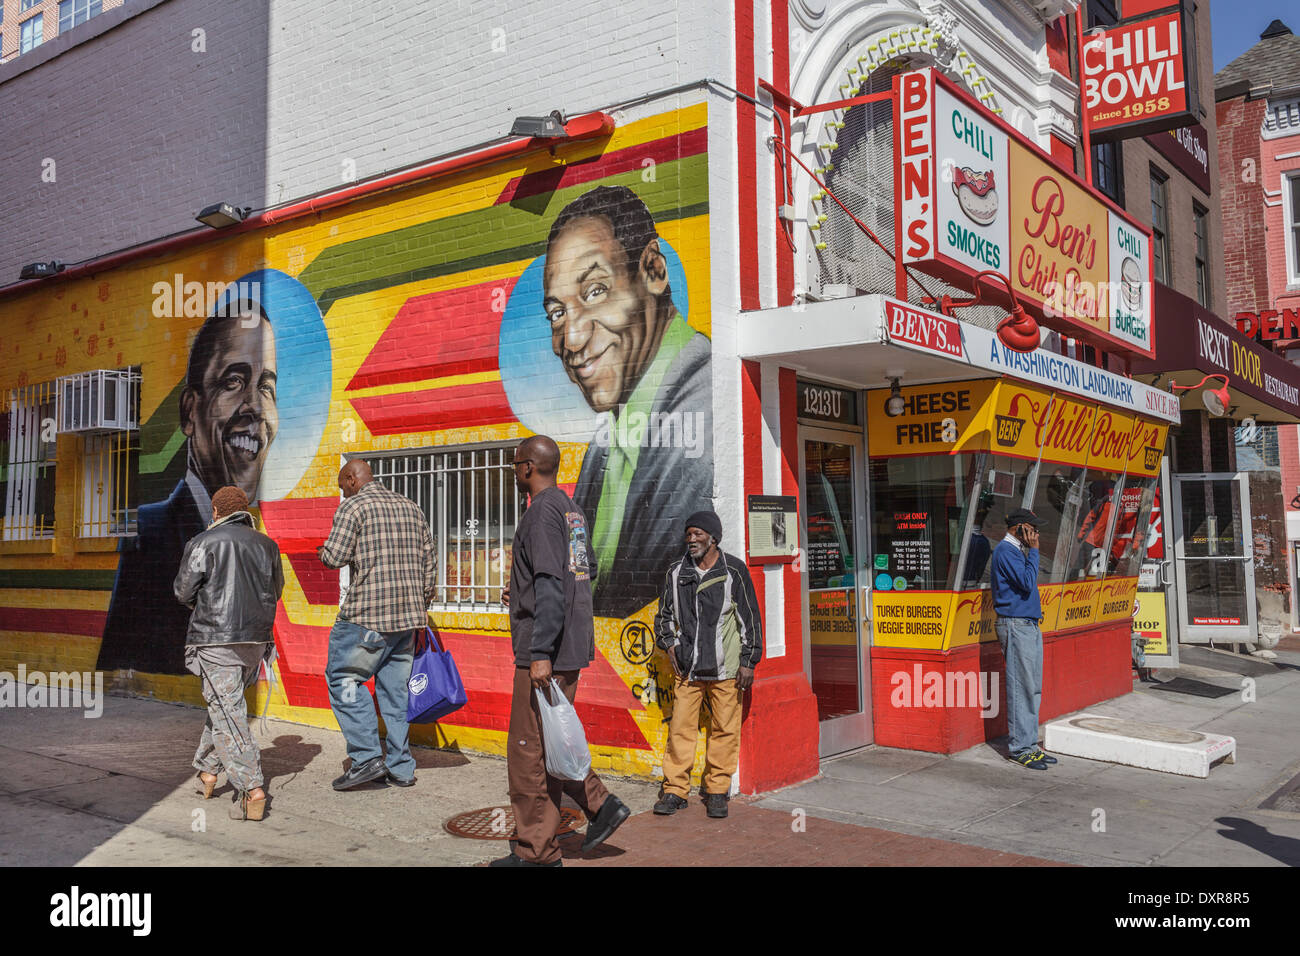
[56,369,141,433]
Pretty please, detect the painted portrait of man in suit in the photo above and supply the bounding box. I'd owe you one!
[96,302,278,675]
[542,185,713,618]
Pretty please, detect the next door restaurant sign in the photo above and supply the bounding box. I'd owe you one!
[895,68,1156,358]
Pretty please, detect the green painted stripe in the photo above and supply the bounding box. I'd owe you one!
[0,569,117,591]
[298,154,709,310]
[315,199,709,314]
[139,426,186,475]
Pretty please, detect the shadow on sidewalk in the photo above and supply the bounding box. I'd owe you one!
[1214,817,1300,866]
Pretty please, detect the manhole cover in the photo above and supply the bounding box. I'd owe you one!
[443,806,584,840]
[1070,716,1205,744]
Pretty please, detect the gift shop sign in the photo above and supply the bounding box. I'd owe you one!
[894,68,1155,359]
[1082,6,1197,142]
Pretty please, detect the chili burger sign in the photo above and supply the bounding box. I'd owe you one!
[894,68,1155,358]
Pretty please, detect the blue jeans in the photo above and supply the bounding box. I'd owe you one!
[995,616,1043,756]
[326,620,416,780]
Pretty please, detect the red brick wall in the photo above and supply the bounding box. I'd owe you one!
[1217,95,1272,316]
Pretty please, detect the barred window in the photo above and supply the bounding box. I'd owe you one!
[78,431,140,537]
[2,382,58,541]
[369,445,526,610]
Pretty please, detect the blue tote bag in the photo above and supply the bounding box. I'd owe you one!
[407,625,468,724]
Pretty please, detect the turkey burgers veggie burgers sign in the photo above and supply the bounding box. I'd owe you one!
[894,67,1155,358]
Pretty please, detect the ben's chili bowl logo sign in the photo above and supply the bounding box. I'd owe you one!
[1000,389,1094,460]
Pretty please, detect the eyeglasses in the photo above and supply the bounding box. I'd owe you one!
[510,458,533,468]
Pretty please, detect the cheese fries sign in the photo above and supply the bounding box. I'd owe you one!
[894,68,1155,358]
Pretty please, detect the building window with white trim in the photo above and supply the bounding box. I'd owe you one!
[2,382,58,541]
[1287,173,1300,286]
[368,445,527,610]
[19,13,43,54]
[59,0,103,33]
[1193,202,1211,308]
[77,431,140,538]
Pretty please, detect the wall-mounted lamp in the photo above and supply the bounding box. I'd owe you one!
[885,377,905,417]
[1170,373,1231,416]
[19,261,65,280]
[934,270,1039,352]
[195,202,250,229]
[509,110,569,138]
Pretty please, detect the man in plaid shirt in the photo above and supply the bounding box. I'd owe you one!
[318,459,436,790]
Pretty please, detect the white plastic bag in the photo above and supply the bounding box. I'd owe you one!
[535,678,592,781]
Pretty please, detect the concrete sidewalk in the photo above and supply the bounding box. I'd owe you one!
[1,643,1297,866]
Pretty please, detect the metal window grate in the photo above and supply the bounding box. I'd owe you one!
[77,431,140,537]
[2,381,58,540]
[369,445,525,612]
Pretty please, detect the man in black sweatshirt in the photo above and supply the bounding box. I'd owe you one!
[492,435,629,867]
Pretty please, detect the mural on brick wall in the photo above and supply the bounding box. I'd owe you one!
[0,104,710,777]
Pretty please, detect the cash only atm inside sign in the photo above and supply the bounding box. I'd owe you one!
[894,67,1156,359]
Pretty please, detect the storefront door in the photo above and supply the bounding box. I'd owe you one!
[1172,473,1256,643]
[799,430,871,755]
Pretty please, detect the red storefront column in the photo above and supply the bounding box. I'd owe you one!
[738,360,821,792]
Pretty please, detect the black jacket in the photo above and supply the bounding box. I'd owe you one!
[653,551,762,681]
[174,511,284,646]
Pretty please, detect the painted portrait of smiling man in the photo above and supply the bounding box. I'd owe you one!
[97,302,280,675]
[542,185,713,618]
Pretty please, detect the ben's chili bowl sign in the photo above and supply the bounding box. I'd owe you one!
[895,68,1154,358]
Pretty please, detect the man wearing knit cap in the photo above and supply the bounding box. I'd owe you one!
[652,509,762,818]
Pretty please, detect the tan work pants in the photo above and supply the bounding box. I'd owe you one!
[661,676,742,798]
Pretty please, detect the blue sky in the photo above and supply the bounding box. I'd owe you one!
[1212,0,1296,72]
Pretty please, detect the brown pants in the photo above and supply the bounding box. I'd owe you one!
[507,667,610,864]
[661,677,742,798]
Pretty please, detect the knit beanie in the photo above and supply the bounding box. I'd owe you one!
[685,510,723,543]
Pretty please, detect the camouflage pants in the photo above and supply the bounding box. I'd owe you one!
[191,650,264,792]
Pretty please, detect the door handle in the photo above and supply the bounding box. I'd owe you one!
[1161,559,1173,587]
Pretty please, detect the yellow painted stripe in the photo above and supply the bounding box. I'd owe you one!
[344,370,501,401]
[0,589,110,611]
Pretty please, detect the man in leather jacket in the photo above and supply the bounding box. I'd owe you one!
[174,485,284,820]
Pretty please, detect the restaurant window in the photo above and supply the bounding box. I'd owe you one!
[1,381,58,541]
[1193,202,1211,307]
[870,453,986,592]
[1105,475,1160,580]
[368,446,525,610]
[1150,168,1170,285]
[1063,470,1125,583]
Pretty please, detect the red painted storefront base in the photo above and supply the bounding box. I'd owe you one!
[739,671,821,793]
[870,620,1134,754]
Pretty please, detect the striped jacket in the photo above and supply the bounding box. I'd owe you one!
[653,551,762,681]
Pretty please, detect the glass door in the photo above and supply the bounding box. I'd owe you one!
[1172,473,1256,644]
[799,429,871,755]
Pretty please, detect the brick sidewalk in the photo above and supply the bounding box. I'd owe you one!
[559,797,1071,866]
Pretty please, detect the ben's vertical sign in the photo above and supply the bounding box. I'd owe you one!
[896,69,936,262]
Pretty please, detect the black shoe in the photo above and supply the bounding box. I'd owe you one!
[581,795,630,851]
[705,793,729,818]
[387,769,416,787]
[1008,750,1049,770]
[489,852,562,867]
[332,756,388,791]
[653,793,688,815]
[1030,748,1058,765]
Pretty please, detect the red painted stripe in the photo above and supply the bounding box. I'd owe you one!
[260,497,340,551]
[347,278,516,391]
[287,554,339,605]
[0,607,106,637]
[494,128,709,205]
[349,380,517,436]
[779,366,802,679]
[736,0,759,310]
[741,360,766,619]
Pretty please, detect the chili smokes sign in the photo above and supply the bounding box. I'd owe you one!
[894,68,1155,357]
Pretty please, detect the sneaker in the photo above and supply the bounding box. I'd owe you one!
[653,793,688,815]
[331,756,388,791]
[1008,750,1048,770]
[1030,748,1058,765]
[581,795,630,851]
[705,793,729,818]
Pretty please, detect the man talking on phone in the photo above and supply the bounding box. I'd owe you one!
[990,508,1058,771]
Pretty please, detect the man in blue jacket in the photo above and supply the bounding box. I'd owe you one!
[990,508,1058,770]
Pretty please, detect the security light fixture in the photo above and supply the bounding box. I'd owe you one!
[885,378,905,417]
[1170,373,1231,417]
[509,111,568,138]
[19,261,65,280]
[934,270,1039,353]
[195,202,250,229]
